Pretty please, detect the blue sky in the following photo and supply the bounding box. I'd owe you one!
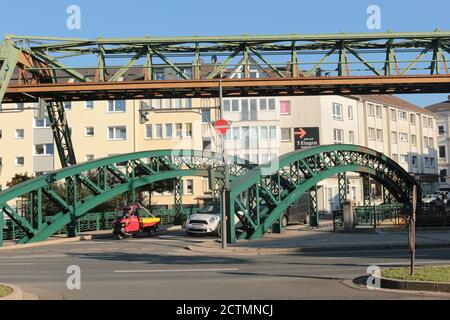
[1,0,450,106]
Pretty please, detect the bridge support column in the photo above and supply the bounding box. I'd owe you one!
[338,173,348,208]
[362,174,371,207]
[173,178,183,225]
[66,176,77,238]
[0,208,3,247]
[308,186,319,227]
[225,189,235,244]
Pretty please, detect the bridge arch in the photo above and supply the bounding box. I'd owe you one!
[0,150,252,245]
[227,145,420,242]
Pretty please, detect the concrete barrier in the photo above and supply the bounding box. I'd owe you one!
[381,277,450,293]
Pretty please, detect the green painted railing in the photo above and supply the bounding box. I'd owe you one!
[2,207,201,241]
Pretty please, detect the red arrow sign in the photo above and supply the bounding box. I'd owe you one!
[213,119,230,136]
[294,128,307,139]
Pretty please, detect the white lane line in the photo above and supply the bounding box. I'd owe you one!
[114,268,239,273]
[0,262,36,266]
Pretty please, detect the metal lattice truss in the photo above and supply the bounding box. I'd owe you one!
[2,31,450,102]
[226,145,420,242]
[0,150,251,245]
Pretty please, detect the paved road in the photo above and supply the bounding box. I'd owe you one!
[1,233,449,299]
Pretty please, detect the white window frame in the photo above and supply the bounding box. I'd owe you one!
[398,111,407,120]
[399,132,408,142]
[333,129,344,144]
[375,105,382,118]
[107,100,126,113]
[15,129,24,139]
[367,103,375,117]
[34,144,54,156]
[84,126,94,137]
[332,103,343,120]
[85,101,94,110]
[15,156,24,167]
[368,127,375,140]
[107,126,127,141]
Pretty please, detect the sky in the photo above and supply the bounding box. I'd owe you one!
[1,0,450,107]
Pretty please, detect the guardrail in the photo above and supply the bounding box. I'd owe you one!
[2,207,201,241]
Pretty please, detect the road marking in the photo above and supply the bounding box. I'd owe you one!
[0,262,36,266]
[114,268,239,273]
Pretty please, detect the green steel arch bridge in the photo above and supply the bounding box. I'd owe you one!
[0,145,419,247]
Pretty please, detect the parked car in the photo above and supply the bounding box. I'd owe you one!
[422,194,443,204]
[185,202,241,237]
[280,203,309,227]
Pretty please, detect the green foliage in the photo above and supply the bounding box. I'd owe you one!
[383,266,450,282]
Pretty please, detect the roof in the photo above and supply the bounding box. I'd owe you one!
[355,94,435,116]
[425,97,450,113]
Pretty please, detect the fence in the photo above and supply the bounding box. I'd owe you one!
[2,207,201,241]
[333,203,450,231]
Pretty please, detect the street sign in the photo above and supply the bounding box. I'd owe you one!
[294,127,320,150]
[213,119,230,136]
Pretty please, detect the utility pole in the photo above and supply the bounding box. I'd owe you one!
[409,185,417,276]
[219,80,228,250]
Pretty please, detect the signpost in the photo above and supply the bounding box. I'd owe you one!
[409,185,417,276]
[213,119,230,136]
[294,127,320,150]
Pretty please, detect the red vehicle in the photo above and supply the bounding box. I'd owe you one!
[113,204,160,239]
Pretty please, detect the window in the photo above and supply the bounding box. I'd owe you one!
[269,126,277,139]
[165,124,173,138]
[349,131,355,144]
[173,99,182,109]
[145,124,152,139]
[0,157,2,167]
[0,129,2,140]
[281,128,291,141]
[280,101,291,115]
[260,99,267,111]
[155,124,162,139]
[439,146,446,158]
[332,103,342,120]
[107,126,127,140]
[35,118,51,128]
[439,125,445,135]
[375,105,382,118]
[367,103,375,117]
[410,114,416,125]
[422,116,427,127]
[175,123,182,138]
[260,126,268,139]
[268,98,276,110]
[399,132,408,142]
[429,137,434,147]
[203,139,211,151]
[224,100,230,112]
[430,157,435,168]
[185,123,192,137]
[391,131,397,143]
[16,103,24,110]
[428,117,433,128]
[400,154,408,163]
[441,169,448,182]
[64,102,72,110]
[85,127,94,137]
[85,101,94,110]
[334,129,344,144]
[424,157,429,168]
[231,100,239,112]
[392,154,398,162]
[15,129,24,139]
[233,127,240,140]
[390,109,397,121]
[411,134,417,145]
[398,111,407,120]
[412,156,418,167]
[85,154,94,162]
[348,106,353,120]
[108,100,126,112]
[34,144,54,155]
[368,127,375,140]
[15,157,24,166]
[186,179,194,195]
[376,129,383,141]
[424,136,428,147]
[201,109,211,122]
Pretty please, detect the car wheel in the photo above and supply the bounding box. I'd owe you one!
[281,215,288,228]
[148,227,156,237]
[216,223,222,237]
[304,213,310,225]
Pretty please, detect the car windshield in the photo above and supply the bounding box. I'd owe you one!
[116,208,131,217]
[198,204,220,215]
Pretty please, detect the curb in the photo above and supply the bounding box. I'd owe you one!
[186,242,450,255]
[381,277,450,293]
[0,283,23,300]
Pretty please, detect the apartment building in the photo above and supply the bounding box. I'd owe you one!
[425,96,450,191]
[279,95,439,213]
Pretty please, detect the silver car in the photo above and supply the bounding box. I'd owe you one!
[186,203,222,236]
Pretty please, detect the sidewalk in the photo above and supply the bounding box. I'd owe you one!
[186,227,450,255]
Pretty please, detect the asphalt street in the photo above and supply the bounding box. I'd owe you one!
[1,233,450,300]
